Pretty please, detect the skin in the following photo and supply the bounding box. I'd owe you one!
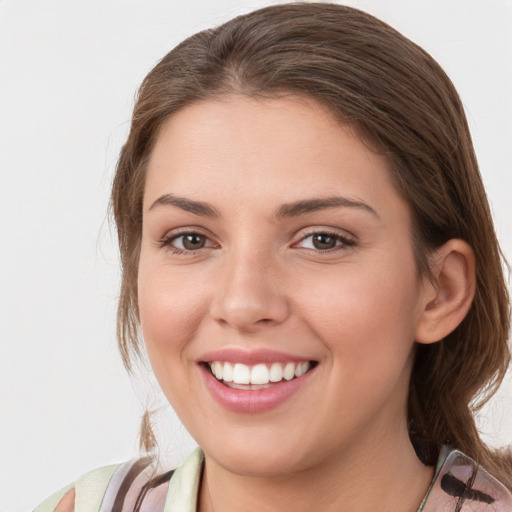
[137,94,439,512]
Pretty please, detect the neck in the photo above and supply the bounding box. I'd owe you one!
[199,426,433,512]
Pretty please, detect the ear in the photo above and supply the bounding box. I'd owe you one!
[415,239,476,344]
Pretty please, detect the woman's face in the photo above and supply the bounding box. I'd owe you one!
[138,95,430,477]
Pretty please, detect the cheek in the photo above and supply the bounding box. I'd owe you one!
[137,259,208,374]
[298,260,420,366]
[137,265,212,419]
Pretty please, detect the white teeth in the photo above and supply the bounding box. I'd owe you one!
[283,362,295,381]
[251,364,270,385]
[295,362,310,377]
[269,362,283,382]
[208,361,312,385]
[223,362,234,382]
[212,361,223,380]
[233,363,250,384]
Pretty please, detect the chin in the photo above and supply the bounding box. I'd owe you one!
[208,445,312,479]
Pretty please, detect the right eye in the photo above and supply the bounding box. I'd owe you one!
[161,232,217,254]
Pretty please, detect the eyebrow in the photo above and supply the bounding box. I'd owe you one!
[148,194,378,219]
[276,196,379,218]
[149,194,220,217]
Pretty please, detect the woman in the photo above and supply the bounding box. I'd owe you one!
[36,3,511,511]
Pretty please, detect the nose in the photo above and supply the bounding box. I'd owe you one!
[210,247,290,332]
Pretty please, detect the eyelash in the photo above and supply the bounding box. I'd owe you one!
[159,229,356,256]
[293,230,356,253]
[159,230,216,255]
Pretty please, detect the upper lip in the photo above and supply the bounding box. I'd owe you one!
[199,348,315,365]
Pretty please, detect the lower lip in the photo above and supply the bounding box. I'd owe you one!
[200,364,315,413]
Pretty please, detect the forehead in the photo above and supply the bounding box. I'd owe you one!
[143,94,406,221]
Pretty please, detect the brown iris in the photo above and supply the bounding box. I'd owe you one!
[311,234,337,250]
[182,233,206,250]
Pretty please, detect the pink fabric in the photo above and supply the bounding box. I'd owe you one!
[422,448,512,511]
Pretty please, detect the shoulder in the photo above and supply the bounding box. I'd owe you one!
[419,447,512,511]
[33,462,123,512]
[54,489,75,512]
[33,448,204,512]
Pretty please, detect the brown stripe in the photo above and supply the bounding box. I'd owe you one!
[133,469,175,512]
[111,457,152,512]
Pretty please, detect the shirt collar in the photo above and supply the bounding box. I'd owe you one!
[162,446,512,512]
[164,447,204,512]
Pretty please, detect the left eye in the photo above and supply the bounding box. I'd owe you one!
[296,232,353,251]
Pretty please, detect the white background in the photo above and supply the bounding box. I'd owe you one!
[0,1,511,510]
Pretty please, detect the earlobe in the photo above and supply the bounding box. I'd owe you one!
[415,239,476,344]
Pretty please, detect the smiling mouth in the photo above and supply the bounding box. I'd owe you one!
[204,361,317,389]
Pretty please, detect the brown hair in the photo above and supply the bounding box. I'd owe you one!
[111,3,511,486]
